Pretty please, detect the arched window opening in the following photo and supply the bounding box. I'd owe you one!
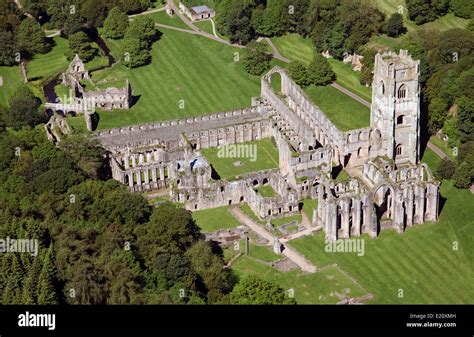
[396,144,403,156]
[398,85,407,99]
[397,115,404,125]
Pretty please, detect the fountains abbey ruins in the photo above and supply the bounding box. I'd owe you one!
[90,50,440,242]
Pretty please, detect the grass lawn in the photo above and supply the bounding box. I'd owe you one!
[192,206,241,232]
[27,37,70,81]
[239,203,266,224]
[421,147,442,173]
[272,214,301,227]
[144,10,189,29]
[70,29,265,130]
[270,34,372,102]
[334,169,351,182]
[328,59,372,102]
[304,85,371,131]
[430,136,456,160]
[201,139,279,180]
[291,178,474,304]
[301,198,318,221]
[254,185,277,198]
[27,36,108,81]
[194,20,214,35]
[231,256,368,304]
[271,33,314,65]
[0,66,22,106]
[373,1,469,32]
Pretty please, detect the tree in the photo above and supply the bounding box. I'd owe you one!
[187,241,233,303]
[120,36,152,68]
[7,85,44,128]
[453,161,472,188]
[216,0,256,45]
[118,0,150,14]
[289,61,310,87]
[102,7,129,39]
[0,31,18,66]
[120,15,157,68]
[65,31,97,62]
[242,41,271,76]
[451,0,474,19]
[230,276,296,304]
[384,13,406,37]
[59,134,109,179]
[360,48,377,86]
[17,18,50,56]
[37,246,58,304]
[307,54,336,86]
[406,0,450,24]
[456,97,474,143]
[22,0,49,21]
[80,0,110,29]
[251,4,285,37]
[62,14,85,38]
[135,203,201,263]
[428,97,450,133]
[125,15,157,48]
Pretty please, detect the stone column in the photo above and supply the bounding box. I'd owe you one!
[406,187,414,227]
[123,155,130,169]
[138,153,145,165]
[325,201,337,241]
[159,166,165,181]
[144,169,149,185]
[341,200,350,239]
[136,171,142,186]
[415,185,425,224]
[128,172,134,187]
[152,168,157,183]
[352,199,361,237]
[146,152,153,163]
[425,183,439,222]
[131,155,137,168]
[393,191,404,233]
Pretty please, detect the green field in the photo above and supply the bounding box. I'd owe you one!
[194,20,214,35]
[373,0,469,32]
[291,180,474,304]
[231,255,368,304]
[201,139,279,180]
[192,206,241,232]
[272,214,301,227]
[0,66,22,106]
[301,198,318,221]
[27,37,70,80]
[430,136,456,160]
[144,9,189,29]
[271,34,314,65]
[421,147,442,172]
[27,36,108,81]
[270,34,372,102]
[304,85,371,131]
[69,29,264,130]
[239,203,266,224]
[328,59,372,102]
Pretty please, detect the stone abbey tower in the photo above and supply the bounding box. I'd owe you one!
[371,50,421,166]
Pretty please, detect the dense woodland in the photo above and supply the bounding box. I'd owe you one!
[0,0,473,304]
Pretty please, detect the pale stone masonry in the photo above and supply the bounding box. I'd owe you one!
[45,55,132,131]
[96,50,439,241]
